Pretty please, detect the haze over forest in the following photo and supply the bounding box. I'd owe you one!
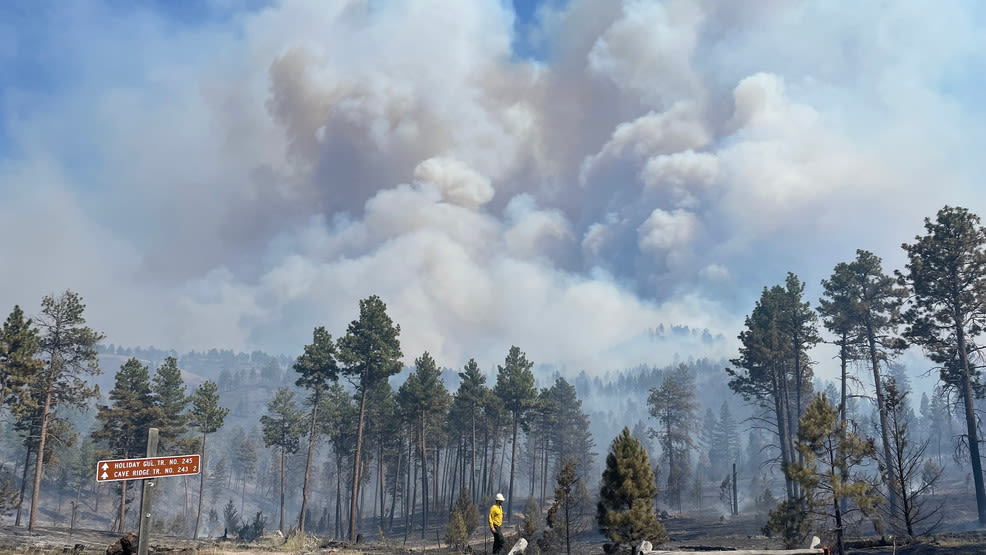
[4,2,986,550]
[2,0,985,380]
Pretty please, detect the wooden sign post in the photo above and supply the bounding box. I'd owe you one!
[95,428,201,555]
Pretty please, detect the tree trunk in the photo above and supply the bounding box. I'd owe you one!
[278,446,286,533]
[957,324,986,524]
[508,414,519,521]
[300,395,320,535]
[866,323,899,528]
[470,410,477,501]
[335,454,343,539]
[389,448,401,532]
[28,389,53,531]
[773,371,795,501]
[487,418,498,496]
[420,413,428,538]
[194,432,208,538]
[15,444,33,526]
[349,386,368,541]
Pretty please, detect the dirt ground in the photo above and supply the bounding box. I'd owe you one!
[2,511,986,554]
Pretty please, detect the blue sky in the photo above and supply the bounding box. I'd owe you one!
[1,0,985,382]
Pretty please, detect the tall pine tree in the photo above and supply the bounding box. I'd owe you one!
[899,205,986,524]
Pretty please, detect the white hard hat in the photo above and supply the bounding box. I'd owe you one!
[495,493,505,501]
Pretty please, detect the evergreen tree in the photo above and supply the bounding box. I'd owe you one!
[727,275,818,502]
[233,437,258,514]
[397,351,450,536]
[450,359,488,502]
[261,386,305,534]
[0,305,41,419]
[66,436,96,529]
[647,364,696,513]
[712,402,740,477]
[597,427,667,552]
[546,377,596,487]
[820,250,908,524]
[899,205,986,524]
[319,382,357,539]
[782,394,880,555]
[494,345,537,521]
[151,356,189,453]
[544,460,593,555]
[92,358,164,532]
[337,295,403,541]
[29,290,104,531]
[190,380,229,538]
[293,326,339,535]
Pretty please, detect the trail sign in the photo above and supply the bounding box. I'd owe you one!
[96,454,200,482]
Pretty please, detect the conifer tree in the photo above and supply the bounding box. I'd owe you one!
[546,377,596,486]
[93,358,163,532]
[190,380,229,538]
[494,345,537,520]
[338,295,403,541]
[450,359,488,502]
[29,290,103,531]
[819,250,908,524]
[0,305,41,419]
[151,356,190,453]
[647,365,696,513]
[260,386,305,535]
[727,275,818,501]
[782,394,880,555]
[899,205,986,524]
[293,326,339,535]
[397,351,450,536]
[544,460,593,555]
[597,427,667,552]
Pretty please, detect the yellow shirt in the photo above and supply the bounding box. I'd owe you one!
[489,503,503,529]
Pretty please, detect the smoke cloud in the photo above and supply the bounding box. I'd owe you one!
[1,0,984,377]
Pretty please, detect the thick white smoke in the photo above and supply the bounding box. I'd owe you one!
[0,0,983,376]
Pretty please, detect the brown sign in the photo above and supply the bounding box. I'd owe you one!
[96,454,200,482]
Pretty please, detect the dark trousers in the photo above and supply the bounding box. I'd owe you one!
[492,525,505,554]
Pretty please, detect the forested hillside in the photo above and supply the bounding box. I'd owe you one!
[2,208,986,553]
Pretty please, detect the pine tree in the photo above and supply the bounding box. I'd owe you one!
[190,380,229,538]
[782,394,880,555]
[151,357,190,453]
[92,358,164,532]
[397,351,450,536]
[450,359,489,502]
[29,290,104,531]
[494,345,537,521]
[899,205,986,524]
[728,275,818,502]
[0,305,41,419]
[233,437,257,514]
[544,460,593,555]
[647,365,696,513]
[597,428,667,552]
[546,377,596,487]
[820,250,908,525]
[337,295,403,541]
[261,386,305,534]
[293,326,339,535]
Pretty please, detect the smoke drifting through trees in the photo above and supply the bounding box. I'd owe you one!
[2,206,985,550]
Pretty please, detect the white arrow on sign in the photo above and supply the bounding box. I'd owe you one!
[102,463,109,471]
[102,472,109,480]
